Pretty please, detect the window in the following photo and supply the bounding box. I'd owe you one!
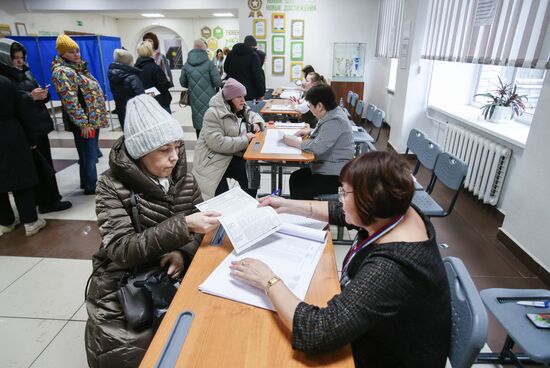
[473,65,545,120]
[387,58,398,92]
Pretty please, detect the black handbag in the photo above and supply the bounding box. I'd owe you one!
[179,89,189,107]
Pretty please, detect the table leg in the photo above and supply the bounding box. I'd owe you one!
[475,335,544,367]
[278,166,283,193]
[271,165,277,193]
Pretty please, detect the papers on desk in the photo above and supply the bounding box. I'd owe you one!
[279,90,301,99]
[195,187,259,215]
[269,104,293,111]
[261,129,302,154]
[198,214,328,311]
[274,121,306,128]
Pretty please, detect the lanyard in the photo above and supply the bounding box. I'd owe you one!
[341,214,404,276]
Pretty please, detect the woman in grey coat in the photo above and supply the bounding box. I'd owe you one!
[180,39,222,138]
[283,84,354,199]
[192,78,264,199]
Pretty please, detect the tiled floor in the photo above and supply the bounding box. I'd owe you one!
[0,100,545,367]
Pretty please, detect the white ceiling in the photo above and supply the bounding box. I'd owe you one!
[99,9,238,19]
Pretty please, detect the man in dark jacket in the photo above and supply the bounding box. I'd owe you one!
[108,48,144,129]
[223,35,265,101]
[135,41,172,113]
[180,39,222,137]
[0,38,71,214]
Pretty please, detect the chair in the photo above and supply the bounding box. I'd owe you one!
[246,100,266,114]
[346,90,353,106]
[405,128,426,155]
[365,103,377,124]
[443,257,489,368]
[354,100,365,125]
[370,108,385,143]
[412,136,443,191]
[412,152,468,217]
[315,193,351,245]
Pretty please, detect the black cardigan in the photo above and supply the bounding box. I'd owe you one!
[292,202,451,368]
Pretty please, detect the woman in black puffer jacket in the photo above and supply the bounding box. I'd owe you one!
[0,38,71,214]
[134,41,172,113]
[108,48,144,129]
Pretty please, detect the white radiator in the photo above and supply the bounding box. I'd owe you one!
[443,123,511,206]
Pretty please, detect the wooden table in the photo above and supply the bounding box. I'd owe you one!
[260,99,301,118]
[140,232,354,368]
[243,125,315,193]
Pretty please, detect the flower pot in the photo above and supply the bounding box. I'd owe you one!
[490,106,513,123]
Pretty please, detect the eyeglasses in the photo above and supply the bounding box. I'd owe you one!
[338,186,353,203]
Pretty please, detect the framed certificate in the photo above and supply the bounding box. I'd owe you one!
[272,56,285,75]
[291,20,304,39]
[290,62,303,81]
[272,35,285,55]
[272,13,285,33]
[253,19,266,39]
[257,41,267,54]
[290,41,303,61]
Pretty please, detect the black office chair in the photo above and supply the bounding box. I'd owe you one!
[412,152,468,217]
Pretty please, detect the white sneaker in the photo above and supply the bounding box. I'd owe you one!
[24,218,47,236]
[0,220,20,234]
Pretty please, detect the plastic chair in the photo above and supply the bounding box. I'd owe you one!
[315,193,351,245]
[405,128,426,155]
[354,100,365,124]
[443,256,489,368]
[346,90,353,106]
[365,103,377,124]
[370,108,385,143]
[412,137,443,191]
[412,152,468,217]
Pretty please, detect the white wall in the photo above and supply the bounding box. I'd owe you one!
[11,12,119,36]
[500,72,550,272]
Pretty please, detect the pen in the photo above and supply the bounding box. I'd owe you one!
[270,189,281,196]
[517,301,549,308]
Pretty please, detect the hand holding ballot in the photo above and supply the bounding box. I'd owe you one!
[186,210,221,234]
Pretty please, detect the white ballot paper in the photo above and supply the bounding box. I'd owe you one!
[274,121,306,128]
[198,227,327,310]
[280,90,302,99]
[269,104,293,111]
[144,86,160,96]
[261,129,302,154]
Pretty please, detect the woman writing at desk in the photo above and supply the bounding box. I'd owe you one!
[283,84,354,200]
[230,151,451,368]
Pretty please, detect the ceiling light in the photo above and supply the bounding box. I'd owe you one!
[142,13,164,18]
[213,12,234,17]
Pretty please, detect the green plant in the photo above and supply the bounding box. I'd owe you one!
[474,77,528,120]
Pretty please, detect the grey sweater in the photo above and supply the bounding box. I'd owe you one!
[300,107,354,176]
[292,202,451,368]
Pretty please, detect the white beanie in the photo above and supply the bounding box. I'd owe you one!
[124,94,184,159]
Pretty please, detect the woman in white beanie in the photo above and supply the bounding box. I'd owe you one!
[192,78,265,199]
[85,94,220,368]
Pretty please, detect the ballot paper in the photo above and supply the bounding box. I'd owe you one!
[274,121,306,128]
[195,188,327,254]
[144,86,160,96]
[261,129,302,154]
[280,90,302,99]
[269,104,293,111]
[198,222,327,310]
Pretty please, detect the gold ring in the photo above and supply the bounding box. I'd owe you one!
[241,261,248,267]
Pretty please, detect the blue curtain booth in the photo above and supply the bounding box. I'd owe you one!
[8,35,121,101]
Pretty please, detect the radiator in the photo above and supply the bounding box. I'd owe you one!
[443,123,511,206]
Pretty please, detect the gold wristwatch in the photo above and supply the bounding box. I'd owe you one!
[265,276,281,295]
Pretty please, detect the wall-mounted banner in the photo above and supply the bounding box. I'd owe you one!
[248,0,264,17]
[267,0,316,12]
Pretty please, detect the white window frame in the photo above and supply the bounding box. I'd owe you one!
[387,58,398,93]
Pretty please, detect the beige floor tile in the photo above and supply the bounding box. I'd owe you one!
[0,317,65,368]
[0,258,92,319]
[30,321,88,368]
[0,256,42,292]
[71,303,88,322]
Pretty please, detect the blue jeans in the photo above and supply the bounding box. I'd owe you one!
[72,129,99,192]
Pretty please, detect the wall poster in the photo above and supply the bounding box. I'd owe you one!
[253,19,267,39]
[291,20,304,39]
[272,13,285,33]
[290,41,304,61]
[272,56,285,75]
[272,35,285,55]
[290,62,303,81]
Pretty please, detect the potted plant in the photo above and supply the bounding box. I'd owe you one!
[474,77,527,122]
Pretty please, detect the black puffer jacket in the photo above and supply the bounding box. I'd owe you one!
[0,62,53,142]
[0,74,38,193]
[85,136,203,368]
[223,43,265,100]
[108,62,144,127]
[134,56,172,109]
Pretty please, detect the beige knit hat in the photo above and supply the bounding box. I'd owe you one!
[55,34,79,55]
[124,94,184,159]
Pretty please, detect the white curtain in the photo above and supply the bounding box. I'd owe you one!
[375,0,405,58]
[422,0,550,69]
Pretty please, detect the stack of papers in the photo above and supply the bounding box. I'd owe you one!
[274,121,306,128]
[196,188,329,310]
[269,104,293,111]
[280,90,302,99]
[261,129,303,154]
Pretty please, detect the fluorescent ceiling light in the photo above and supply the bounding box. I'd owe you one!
[142,13,164,18]
[213,12,234,17]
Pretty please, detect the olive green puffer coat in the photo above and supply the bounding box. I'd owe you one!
[85,136,202,368]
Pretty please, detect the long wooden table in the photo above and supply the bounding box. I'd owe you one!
[260,98,301,117]
[244,125,314,193]
[140,231,354,367]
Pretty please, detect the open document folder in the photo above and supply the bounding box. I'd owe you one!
[195,187,327,253]
[198,214,328,311]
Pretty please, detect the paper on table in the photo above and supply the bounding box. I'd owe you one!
[279,213,328,230]
[274,121,306,128]
[218,206,282,254]
[198,231,327,310]
[195,187,258,215]
[280,90,301,99]
[261,129,302,154]
[269,104,293,111]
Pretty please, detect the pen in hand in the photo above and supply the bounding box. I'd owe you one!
[270,189,281,196]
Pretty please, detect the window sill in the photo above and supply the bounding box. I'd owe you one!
[428,104,529,149]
